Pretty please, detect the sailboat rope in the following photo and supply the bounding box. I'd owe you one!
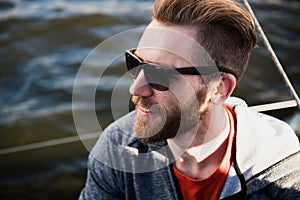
[242,0,300,111]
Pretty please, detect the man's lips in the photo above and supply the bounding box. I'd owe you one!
[137,106,151,117]
[139,106,150,113]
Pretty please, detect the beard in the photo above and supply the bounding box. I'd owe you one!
[131,88,208,145]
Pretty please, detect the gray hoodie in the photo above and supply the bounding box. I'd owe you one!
[79,97,300,200]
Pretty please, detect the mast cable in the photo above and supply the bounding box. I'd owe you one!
[242,0,300,110]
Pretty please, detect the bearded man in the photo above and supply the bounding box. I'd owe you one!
[79,0,300,199]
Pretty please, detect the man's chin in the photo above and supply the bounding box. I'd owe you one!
[134,123,165,145]
[134,119,180,145]
[137,137,164,145]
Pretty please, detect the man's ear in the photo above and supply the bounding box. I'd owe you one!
[211,73,236,105]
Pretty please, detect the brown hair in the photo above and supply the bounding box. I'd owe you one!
[153,0,257,81]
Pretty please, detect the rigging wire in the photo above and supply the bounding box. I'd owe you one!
[242,0,300,111]
[0,132,100,156]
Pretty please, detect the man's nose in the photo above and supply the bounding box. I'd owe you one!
[129,70,154,97]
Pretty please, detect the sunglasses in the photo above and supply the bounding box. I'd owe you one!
[125,48,237,91]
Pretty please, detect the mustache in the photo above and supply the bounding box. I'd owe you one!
[131,96,153,109]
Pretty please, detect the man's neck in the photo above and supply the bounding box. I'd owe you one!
[167,105,230,179]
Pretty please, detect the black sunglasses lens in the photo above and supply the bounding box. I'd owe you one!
[148,83,169,91]
[125,51,141,78]
[125,50,170,91]
[144,65,170,91]
[128,65,142,79]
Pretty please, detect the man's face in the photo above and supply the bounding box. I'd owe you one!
[131,85,208,145]
[129,20,215,145]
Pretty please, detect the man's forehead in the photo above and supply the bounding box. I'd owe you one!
[137,20,215,67]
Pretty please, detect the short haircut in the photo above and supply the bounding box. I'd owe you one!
[153,0,257,81]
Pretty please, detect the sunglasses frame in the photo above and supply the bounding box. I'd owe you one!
[125,48,237,91]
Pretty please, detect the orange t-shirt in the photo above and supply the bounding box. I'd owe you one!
[173,106,236,200]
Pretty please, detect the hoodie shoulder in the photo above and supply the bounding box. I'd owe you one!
[233,103,299,180]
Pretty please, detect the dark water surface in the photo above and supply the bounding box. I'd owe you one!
[0,0,299,199]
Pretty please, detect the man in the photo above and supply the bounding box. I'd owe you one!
[79,0,300,199]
